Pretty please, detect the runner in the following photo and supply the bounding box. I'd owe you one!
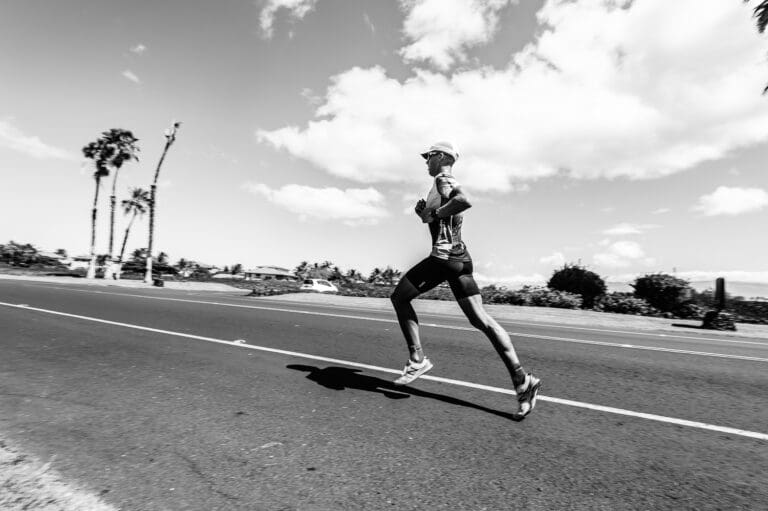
[390,141,541,420]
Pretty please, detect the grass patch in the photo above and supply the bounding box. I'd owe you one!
[0,439,115,511]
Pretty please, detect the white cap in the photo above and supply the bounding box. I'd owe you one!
[420,141,459,161]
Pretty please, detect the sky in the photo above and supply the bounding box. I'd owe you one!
[1,0,767,287]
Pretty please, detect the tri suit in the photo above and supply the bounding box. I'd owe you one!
[404,171,480,299]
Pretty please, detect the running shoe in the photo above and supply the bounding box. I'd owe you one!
[512,373,541,420]
[393,357,433,385]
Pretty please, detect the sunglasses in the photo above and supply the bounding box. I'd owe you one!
[425,151,443,160]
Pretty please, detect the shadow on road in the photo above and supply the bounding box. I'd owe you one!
[287,364,517,421]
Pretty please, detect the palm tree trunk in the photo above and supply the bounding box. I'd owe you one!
[118,211,137,264]
[108,169,120,257]
[145,132,175,284]
[105,169,121,279]
[87,177,101,279]
[145,184,157,283]
[114,210,137,281]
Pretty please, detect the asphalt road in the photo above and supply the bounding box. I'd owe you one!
[1,279,767,510]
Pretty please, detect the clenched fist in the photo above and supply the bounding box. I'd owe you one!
[415,198,426,215]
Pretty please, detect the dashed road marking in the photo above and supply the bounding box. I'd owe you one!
[1,301,767,442]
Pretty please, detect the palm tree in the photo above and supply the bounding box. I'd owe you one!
[116,187,150,276]
[131,248,148,263]
[381,266,402,285]
[368,267,383,284]
[82,129,140,279]
[344,268,363,283]
[294,261,310,279]
[747,0,768,33]
[746,0,768,92]
[145,121,181,283]
[106,131,139,278]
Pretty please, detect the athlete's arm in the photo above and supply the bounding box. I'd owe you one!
[434,181,472,218]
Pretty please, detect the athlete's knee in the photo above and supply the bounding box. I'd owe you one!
[390,288,411,308]
[391,277,419,307]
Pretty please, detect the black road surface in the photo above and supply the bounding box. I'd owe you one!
[1,279,767,510]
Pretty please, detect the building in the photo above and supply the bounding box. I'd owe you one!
[244,266,297,281]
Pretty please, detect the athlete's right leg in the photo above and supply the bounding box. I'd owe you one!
[390,258,445,385]
[390,276,424,363]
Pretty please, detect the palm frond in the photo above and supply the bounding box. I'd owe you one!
[754,0,768,33]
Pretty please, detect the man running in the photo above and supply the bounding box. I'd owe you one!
[389,141,541,420]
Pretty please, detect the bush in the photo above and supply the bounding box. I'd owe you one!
[675,302,706,320]
[337,282,393,298]
[632,273,693,314]
[593,293,660,316]
[547,264,607,308]
[482,285,582,309]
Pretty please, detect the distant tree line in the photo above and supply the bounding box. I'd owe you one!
[292,260,401,285]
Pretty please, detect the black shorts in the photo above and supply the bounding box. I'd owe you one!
[403,256,480,299]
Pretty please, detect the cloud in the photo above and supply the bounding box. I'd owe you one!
[539,251,565,266]
[130,43,147,55]
[260,0,317,38]
[651,208,670,215]
[693,186,768,216]
[258,0,768,192]
[602,223,660,236]
[594,240,654,269]
[0,120,76,160]
[121,70,141,84]
[243,182,389,225]
[398,0,514,70]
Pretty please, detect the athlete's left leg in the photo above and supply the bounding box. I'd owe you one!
[455,292,527,388]
[451,271,542,419]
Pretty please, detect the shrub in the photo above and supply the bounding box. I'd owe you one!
[593,293,660,316]
[632,273,693,314]
[482,285,582,309]
[547,264,607,308]
[675,302,706,320]
[338,282,393,298]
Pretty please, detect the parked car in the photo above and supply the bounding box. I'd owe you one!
[300,279,338,293]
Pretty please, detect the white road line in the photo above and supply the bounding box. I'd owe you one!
[8,288,768,363]
[16,282,768,346]
[2,301,767,442]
